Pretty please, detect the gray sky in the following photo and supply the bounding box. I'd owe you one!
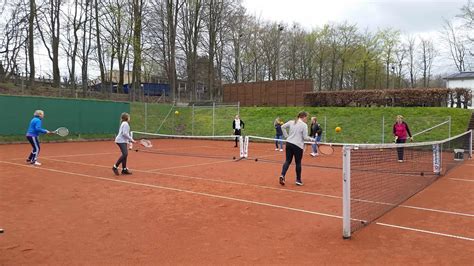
[243,0,466,35]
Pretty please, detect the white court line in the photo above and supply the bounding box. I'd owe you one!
[11,152,116,160]
[375,223,474,242]
[450,178,474,183]
[1,160,473,242]
[30,157,474,218]
[149,159,235,171]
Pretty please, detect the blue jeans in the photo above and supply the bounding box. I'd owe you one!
[275,135,283,149]
[311,135,322,153]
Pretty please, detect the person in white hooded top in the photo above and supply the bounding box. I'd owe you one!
[113,112,136,175]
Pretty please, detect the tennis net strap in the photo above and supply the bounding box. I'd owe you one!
[342,130,473,239]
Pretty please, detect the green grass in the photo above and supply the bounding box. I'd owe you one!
[2,102,472,144]
[131,103,472,144]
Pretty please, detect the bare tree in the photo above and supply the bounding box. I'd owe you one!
[419,38,437,87]
[442,19,467,72]
[406,35,417,88]
[36,0,62,87]
[28,0,36,85]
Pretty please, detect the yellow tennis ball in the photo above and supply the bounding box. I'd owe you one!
[175,111,179,115]
[335,126,342,133]
[280,121,284,125]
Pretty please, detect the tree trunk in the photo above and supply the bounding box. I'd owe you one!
[28,0,36,86]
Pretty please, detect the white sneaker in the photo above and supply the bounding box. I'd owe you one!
[32,161,42,166]
[398,160,403,163]
[296,181,304,186]
[310,152,316,157]
[279,149,283,152]
[275,148,279,151]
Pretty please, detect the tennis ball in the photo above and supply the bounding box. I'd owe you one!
[280,121,284,125]
[233,156,236,160]
[335,126,342,133]
[174,110,180,115]
[255,158,258,162]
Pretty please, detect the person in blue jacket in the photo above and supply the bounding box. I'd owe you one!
[26,110,51,166]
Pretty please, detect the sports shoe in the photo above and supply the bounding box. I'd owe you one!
[398,160,403,163]
[275,148,279,151]
[310,152,316,157]
[279,175,285,186]
[296,180,304,186]
[279,149,283,152]
[121,169,132,175]
[26,159,31,163]
[31,161,42,166]
[112,166,119,176]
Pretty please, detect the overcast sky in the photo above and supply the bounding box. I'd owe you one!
[242,0,466,35]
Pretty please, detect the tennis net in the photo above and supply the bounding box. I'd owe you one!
[342,130,473,239]
[131,131,246,160]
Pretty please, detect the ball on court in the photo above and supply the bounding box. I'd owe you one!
[335,126,342,133]
[233,156,236,160]
[255,158,258,162]
[420,172,424,176]
[174,110,180,115]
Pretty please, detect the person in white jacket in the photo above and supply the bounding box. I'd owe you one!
[279,111,314,186]
[113,112,136,175]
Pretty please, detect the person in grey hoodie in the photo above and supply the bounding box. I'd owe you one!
[279,111,315,186]
[113,112,136,175]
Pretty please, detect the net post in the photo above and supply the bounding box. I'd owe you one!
[244,136,249,158]
[239,136,244,158]
[342,145,351,239]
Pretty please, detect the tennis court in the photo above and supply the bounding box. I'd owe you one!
[0,136,473,264]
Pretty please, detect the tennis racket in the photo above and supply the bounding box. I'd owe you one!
[140,139,153,148]
[53,127,69,137]
[316,143,334,155]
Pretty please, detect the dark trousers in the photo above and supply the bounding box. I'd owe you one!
[115,143,128,169]
[396,138,406,160]
[26,136,40,162]
[281,142,304,181]
[234,129,241,146]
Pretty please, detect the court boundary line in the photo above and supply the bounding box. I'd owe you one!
[1,160,473,242]
[450,178,474,183]
[11,152,116,160]
[15,157,474,218]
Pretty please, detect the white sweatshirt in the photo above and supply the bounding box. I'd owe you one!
[281,119,314,150]
[115,121,134,143]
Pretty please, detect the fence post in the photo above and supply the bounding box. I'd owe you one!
[192,104,195,136]
[237,101,240,115]
[145,102,148,132]
[324,116,327,142]
[212,102,216,136]
[382,115,385,143]
[448,116,452,140]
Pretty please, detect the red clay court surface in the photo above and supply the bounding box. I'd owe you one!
[0,139,473,264]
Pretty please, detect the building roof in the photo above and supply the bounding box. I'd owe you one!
[444,72,474,80]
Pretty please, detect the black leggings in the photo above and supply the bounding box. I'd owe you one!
[281,142,304,181]
[396,138,406,160]
[115,143,128,169]
[234,129,241,146]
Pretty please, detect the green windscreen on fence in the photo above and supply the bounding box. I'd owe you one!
[0,95,130,135]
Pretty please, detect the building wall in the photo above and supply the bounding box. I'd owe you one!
[223,79,313,107]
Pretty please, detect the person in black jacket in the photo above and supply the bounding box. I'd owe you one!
[274,117,284,151]
[232,115,245,147]
[309,117,322,157]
